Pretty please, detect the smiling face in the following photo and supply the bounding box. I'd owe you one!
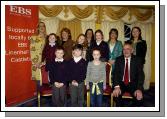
[49,35,56,43]
[110,31,117,40]
[123,44,133,58]
[95,32,103,42]
[78,35,85,45]
[132,28,140,39]
[62,31,69,41]
[73,49,82,57]
[55,50,64,59]
[38,22,46,34]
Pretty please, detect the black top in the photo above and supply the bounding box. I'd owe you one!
[128,40,147,64]
[45,60,68,85]
[90,40,110,62]
[68,58,87,83]
[112,55,144,91]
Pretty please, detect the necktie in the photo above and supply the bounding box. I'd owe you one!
[124,59,129,85]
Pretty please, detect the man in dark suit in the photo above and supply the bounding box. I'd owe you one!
[112,41,144,106]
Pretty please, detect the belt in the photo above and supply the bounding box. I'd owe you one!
[91,80,103,95]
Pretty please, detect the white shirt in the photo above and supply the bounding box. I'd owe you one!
[49,42,56,47]
[55,58,64,62]
[123,57,131,82]
[96,40,102,46]
[114,56,131,88]
[73,56,82,63]
[109,43,115,54]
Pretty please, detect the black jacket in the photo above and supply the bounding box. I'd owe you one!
[112,55,145,91]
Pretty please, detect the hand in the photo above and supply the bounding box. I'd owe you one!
[134,90,143,100]
[109,60,115,65]
[112,87,121,97]
[103,85,106,90]
[72,80,78,86]
[86,84,90,90]
[54,82,60,88]
[59,83,64,88]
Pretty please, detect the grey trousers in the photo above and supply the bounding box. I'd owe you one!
[52,84,67,107]
[70,82,85,107]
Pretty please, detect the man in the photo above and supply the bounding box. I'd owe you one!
[112,41,145,106]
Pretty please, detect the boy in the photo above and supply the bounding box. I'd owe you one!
[68,44,87,107]
[46,46,68,107]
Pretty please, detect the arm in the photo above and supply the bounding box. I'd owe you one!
[112,57,121,88]
[85,62,91,86]
[102,63,106,88]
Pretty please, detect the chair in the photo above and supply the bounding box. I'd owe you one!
[86,62,113,107]
[37,65,52,107]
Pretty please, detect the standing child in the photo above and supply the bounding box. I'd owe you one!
[76,34,88,60]
[86,48,106,107]
[42,33,58,64]
[68,44,87,107]
[45,46,68,107]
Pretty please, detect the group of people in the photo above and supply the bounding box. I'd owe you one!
[30,22,147,107]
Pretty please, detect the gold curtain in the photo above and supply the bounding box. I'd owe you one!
[69,6,94,19]
[130,8,153,21]
[39,5,63,17]
[104,7,129,20]
[56,18,82,41]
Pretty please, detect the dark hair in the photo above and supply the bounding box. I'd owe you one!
[85,29,94,43]
[109,28,118,41]
[92,47,101,55]
[95,29,104,40]
[45,33,58,46]
[60,27,72,40]
[55,46,64,52]
[130,26,142,41]
[72,44,83,51]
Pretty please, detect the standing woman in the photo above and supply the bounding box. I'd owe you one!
[30,22,47,80]
[85,29,95,62]
[59,28,75,61]
[129,26,147,65]
[108,28,123,71]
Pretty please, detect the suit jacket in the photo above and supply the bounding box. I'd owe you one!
[112,55,144,91]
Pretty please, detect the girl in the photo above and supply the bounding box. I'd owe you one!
[86,48,106,107]
[90,29,110,62]
[76,34,88,60]
[42,33,58,64]
[129,26,147,65]
[30,21,47,81]
[85,29,95,62]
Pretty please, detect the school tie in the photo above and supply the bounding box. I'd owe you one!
[124,59,129,85]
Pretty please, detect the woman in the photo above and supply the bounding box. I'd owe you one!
[129,26,147,65]
[59,28,75,61]
[85,29,95,62]
[30,21,47,81]
[108,28,123,71]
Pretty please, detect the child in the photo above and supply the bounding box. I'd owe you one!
[42,33,58,64]
[68,44,87,107]
[90,29,110,62]
[76,34,88,60]
[45,46,68,107]
[85,48,106,107]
